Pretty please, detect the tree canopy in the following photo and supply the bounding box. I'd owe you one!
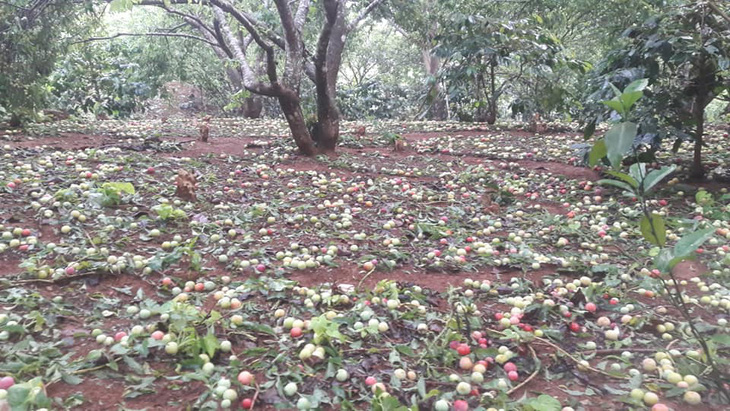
[0,0,728,170]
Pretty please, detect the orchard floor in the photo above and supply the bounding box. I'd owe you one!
[0,118,729,411]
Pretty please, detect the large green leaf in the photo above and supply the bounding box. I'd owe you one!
[624,78,649,93]
[605,170,639,189]
[604,122,637,168]
[642,165,676,194]
[619,90,643,113]
[673,228,715,260]
[640,214,666,247]
[201,332,219,359]
[588,140,607,166]
[654,249,674,273]
[628,162,647,184]
[602,99,625,115]
[597,179,635,195]
[7,384,31,408]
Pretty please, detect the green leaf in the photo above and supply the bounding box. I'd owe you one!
[602,99,624,115]
[654,249,685,273]
[122,355,146,374]
[642,166,676,194]
[102,182,135,195]
[609,83,623,99]
[710,334,730,347]
[7,384,31,407]
[309,315,346,343]
[61,373,83,385]
[394,345,415,357]
[696,190,713,205]
[619,90,643,113]
[605,170,639,189]
[640,214,666,247]
[417,377,426,399]
[201,332,219,359]
[628,163,647,185]
[597,179,635,195]
[604,122,637,168]
[624,78,649,93]
[107,358,119,371]
[525,394,562,411]
[588,140,607,166]
[388,349,402,365]
[673,228,715,260]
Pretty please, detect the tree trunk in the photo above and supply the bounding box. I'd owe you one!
[241,97,263,118]
[690,94,705,179]
[9,113,22,128]
[422,49,447,120]
[279,93,317,156]
[313,117,339,152]
[485,104,497,125]
[310,0,340,153]
[325,3,347,99]
[242,48,266,119]
[486,62,497,125]
[688,49,715,180]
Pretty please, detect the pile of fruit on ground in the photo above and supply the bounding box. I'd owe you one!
[0,119,728,410]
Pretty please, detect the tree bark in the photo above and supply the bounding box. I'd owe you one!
[241,97,263,118]
[309,0,340,152]
[690,93,706,179]
[279,92,317,156]
[143,0,383,155]
[486,62,497,125]
[422,49,446,120]
[688,49,715,179]
[242,48,266,118]
[325,3,347,99]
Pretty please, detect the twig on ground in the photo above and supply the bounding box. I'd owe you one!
[507,345,540,395]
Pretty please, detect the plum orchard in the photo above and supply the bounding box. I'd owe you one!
[0,119,729,409]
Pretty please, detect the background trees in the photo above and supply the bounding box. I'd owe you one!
[0,0,98,125]
[1,0,728,169]
[584,1,730,178]
[108,0,385,155]
[434,15,562,124]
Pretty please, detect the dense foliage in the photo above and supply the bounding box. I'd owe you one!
[0,1,96,125]
[434,15,563,123]
[0,0,728,159]
[583,1,730,177]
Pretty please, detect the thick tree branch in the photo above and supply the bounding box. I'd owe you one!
[209,0,281,90]
[212,5,279,96]
[273,0,298,50]
[73,32,220,47]
[209,0,273,54]
[212,18,234,58]
[273,0,306,89]
[315,0,339,123]
[315,0,338,87]
[294,0,311,32]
